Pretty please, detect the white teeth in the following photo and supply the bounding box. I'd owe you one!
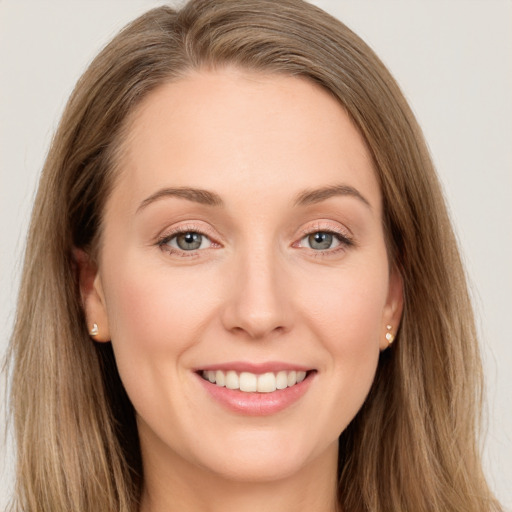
[215,370,225,387]
[257,372,277,393]
[201,369,309,392]
[225,370,239,389]
[287,371,297,387]
[276,371,288,390]
[239,372,257,392]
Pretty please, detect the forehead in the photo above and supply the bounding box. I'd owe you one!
[111,68,380,215]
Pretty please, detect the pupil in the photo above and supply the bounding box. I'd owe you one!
[177,232,202,250]
[309,232,333,250]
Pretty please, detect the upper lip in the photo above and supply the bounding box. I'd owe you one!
[195,361,313,374]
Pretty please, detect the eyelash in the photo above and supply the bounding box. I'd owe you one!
[157,223,218,257]
[156,223,354,257]
[295,224,354,256]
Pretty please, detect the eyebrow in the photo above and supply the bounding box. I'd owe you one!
[137,183,371,213]
[137,187,223,213]
[293,184,371,209]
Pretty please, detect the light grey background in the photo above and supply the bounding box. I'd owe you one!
[1,0,511,509]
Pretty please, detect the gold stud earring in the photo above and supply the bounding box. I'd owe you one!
[385,324,395,345]
[89,323,99,337]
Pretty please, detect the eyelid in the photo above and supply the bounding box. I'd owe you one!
[293,221,355,252]
[156,222,222,251]
[296,220,353,242]
[154,219,354,257]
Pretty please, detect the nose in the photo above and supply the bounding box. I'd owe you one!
[221,246,293,340]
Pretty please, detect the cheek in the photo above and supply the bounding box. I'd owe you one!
[300,262,388,352]
[296,260,388,422]
[104,255,215,347]
[100,255,220,399]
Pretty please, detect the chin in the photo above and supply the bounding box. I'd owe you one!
[201,454,310,483]
[191,430,337,484]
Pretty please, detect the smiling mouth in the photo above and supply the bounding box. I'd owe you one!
[199,369,313,393]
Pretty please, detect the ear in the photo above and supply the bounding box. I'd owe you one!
[379,265,404,351]
[73,248,111,342]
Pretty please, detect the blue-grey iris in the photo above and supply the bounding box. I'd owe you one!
[308,232,333,250]
[176,232,203,250]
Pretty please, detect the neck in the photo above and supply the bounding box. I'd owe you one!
[139,438,340,512]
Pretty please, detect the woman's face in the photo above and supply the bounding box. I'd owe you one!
[83,69,402,484]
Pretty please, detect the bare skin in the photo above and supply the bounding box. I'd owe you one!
[79,68,403,512]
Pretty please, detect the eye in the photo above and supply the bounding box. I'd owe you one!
[300,231,341,250]
[164,231,212,251]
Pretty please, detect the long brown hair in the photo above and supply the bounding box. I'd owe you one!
[7,1,502,510]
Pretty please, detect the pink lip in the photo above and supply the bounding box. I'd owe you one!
[196,361,312,374]
[195,367,315,416]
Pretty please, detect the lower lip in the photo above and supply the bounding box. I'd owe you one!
[196,372,315,416]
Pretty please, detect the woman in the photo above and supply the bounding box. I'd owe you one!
[6,0,504,511]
